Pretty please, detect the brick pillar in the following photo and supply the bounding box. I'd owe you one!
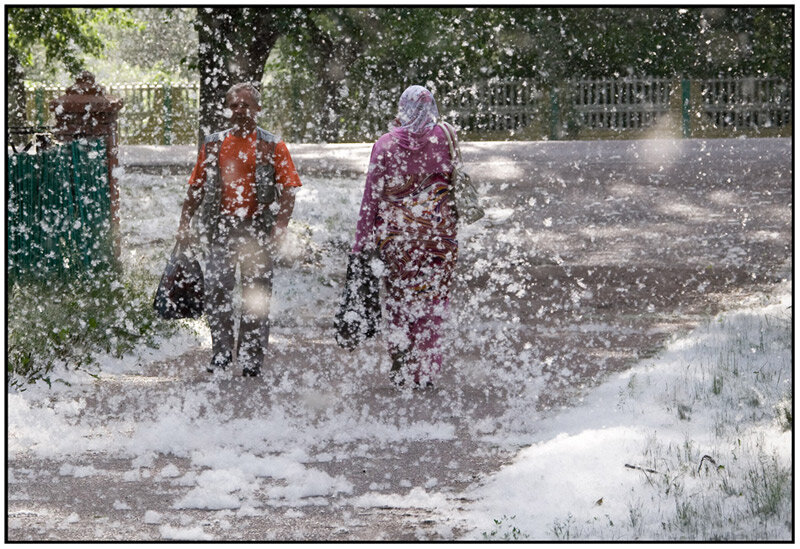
[50,71,124,259]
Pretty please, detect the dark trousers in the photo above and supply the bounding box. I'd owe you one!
[205,216,273,370]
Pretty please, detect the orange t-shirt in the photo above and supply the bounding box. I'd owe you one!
[188,132,302,217]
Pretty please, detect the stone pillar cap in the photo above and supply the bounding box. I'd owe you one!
[50,71,123,114]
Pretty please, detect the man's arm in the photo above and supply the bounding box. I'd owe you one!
[270,186,296,245]
[176,184,204,247]
[352,141,385,254]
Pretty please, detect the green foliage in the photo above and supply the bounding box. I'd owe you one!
[7,7,139,126]
[488,7,791,80]
[16,7,792,86]
[711,374,724,395]
[750,9,793,78]
[8,7,138,75]
[89,7,198,84]
[775,388,792,432]
[113,8,196,79]
[745,452,791,517]
[482,515,528,540]
[266,7,488,141]
[551,512,579,539]
[7,267,177,390]
[12,7,792,139]
[262,7,792,142]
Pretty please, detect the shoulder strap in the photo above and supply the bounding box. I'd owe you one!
[256,127,279,143]
[204,128,232,144]
[205,127,279,145]
[203,139,221,166]
[438,122,461,164]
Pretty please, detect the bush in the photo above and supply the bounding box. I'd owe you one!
[7,266,177,389]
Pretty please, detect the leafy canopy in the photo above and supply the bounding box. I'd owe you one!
[8,7,138,75]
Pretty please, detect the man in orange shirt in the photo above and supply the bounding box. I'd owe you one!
[176,82,302,376]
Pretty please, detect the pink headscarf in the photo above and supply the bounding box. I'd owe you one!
[390,85,440,151]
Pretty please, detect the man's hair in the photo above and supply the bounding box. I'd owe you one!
[226,82,261,107]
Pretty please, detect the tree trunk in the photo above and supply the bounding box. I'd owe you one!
[195,8,282,145]
[304,19,338,142]
[303,10,363,142]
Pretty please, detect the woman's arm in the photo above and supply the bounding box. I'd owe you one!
[352,142,386,253]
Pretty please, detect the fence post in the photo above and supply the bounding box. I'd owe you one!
[681,79,692,138]
[35,87,45,126]
[50,71,124,260]
[549,87,560,140]
[163,83,172,145]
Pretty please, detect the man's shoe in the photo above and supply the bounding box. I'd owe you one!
[389,351,406,387]
[207,351,232,373]
[242,366,261,377]
[389,370,405,387]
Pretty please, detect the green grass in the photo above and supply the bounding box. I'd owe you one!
[483,515,528,540]
[7,266,178,389]
[540,294,792,540]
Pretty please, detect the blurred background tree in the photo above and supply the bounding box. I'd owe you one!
[7,7,136,127]
[263,6,791,141]
[11,6,791,140]
[98,7,198,82]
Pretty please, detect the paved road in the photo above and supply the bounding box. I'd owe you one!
[8,138,792,541]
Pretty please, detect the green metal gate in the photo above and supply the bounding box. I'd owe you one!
[8,138,114,282]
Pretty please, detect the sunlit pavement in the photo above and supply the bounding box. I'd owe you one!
[8,138,791,541]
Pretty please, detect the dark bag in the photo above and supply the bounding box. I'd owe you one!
[334,251,381,350]
[153,243,205,320]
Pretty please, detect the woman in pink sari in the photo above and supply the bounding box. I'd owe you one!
[352,85,459,388]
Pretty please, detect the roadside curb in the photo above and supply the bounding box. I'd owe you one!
[119,143,372,179]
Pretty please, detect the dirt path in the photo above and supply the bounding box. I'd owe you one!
[7,138,791,541]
